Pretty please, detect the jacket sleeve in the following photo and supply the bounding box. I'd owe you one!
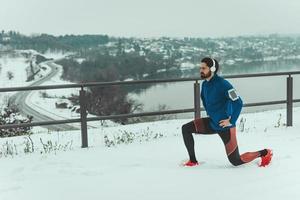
[223,80,243,125]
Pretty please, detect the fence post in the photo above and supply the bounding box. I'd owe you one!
[79,86,88,148]
[287,75,293,126]
[194,80,201,119]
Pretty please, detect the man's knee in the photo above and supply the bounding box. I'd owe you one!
[182,123,189,134]
[228,153,244,166]
[182,122,193,135]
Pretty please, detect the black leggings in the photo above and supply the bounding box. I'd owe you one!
[182,118,267,166]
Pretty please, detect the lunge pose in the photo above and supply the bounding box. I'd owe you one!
[182,57,272,167]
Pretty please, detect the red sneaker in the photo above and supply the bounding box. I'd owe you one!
[183,160,199,167]
[259,149,273,167]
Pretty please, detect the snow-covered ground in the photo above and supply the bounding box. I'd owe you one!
[0,106,300,200]
[0,51,36,105]
[0,50,64,106]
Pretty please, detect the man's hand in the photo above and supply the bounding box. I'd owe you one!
[219,117,232,128]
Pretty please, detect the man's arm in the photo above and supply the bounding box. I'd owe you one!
[223,80,243,125]
[201,90,207,111]
[226,89,243,125]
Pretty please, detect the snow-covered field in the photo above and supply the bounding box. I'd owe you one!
[0,50,63,106]
[0,51,35,105]
[0,106,300,200]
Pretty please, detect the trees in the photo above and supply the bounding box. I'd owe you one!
[56,56,144,123]
[5,32,109,52]
[85,86,142,124]
[0,106,32,137]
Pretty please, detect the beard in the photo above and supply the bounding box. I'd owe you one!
[200,71,212,79]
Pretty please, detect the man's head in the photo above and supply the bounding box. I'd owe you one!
[200,57,219,79]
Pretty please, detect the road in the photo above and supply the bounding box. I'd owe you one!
[9,61,80,131]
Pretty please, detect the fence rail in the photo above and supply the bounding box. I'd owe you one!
[1,71,300,148]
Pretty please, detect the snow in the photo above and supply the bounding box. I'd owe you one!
[0,53,31,88]
[26,62,115,128]
[0,50,118,129]
[26,63,81,122]
[124,48,135,53]
[264,56,279,61]
[225,59,236,65]
[75,58,85,64]
[180,62,196,70]
[157,68,167,73]
[0,51,40,105]
[1,50,300,200]
[0,49,67,90]
[0,106,300,200]
[42,50,74,60]
[142,73,149,78]
[123,78,134,81]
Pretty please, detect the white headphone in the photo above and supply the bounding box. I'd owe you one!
[210,58,216,72]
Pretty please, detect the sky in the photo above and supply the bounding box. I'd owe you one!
[1,0,300,38]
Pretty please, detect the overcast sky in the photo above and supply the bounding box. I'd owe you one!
[1,0,300,38]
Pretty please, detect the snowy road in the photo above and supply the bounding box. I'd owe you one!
[9,61,79,131]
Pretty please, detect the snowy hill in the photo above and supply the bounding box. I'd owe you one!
[0,107,299,200]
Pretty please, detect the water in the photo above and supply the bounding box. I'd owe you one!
[128,60,300,119]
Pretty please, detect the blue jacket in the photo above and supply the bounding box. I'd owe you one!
[201,74,243,132]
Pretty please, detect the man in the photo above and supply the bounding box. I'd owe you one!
[181,57,273,167]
